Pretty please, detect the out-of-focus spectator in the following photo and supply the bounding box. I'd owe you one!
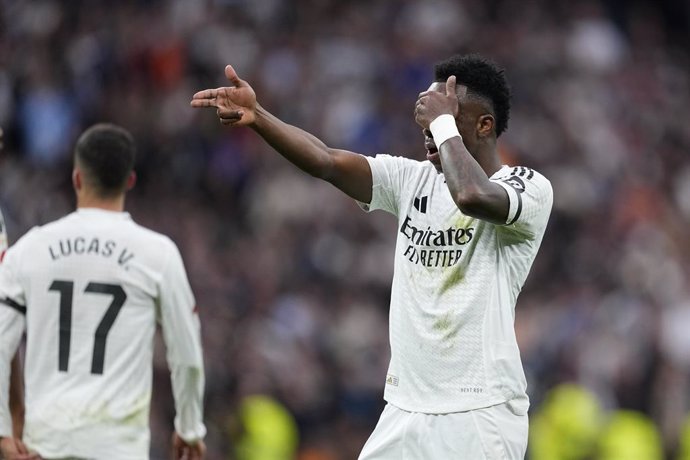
[529,384,603,460]
[677,415,690,460]
[231,395,299,460]
[597,411,664,460]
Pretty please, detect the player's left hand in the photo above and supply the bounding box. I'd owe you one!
[171,432,206,460]
[0,436,42,460]
[414,75,460,129]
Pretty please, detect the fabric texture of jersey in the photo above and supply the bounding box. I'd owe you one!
[0,208,205,460]
[359,155,552,415]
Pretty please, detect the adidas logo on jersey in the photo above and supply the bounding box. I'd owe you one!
[511,166,534,179]
[413,195,428,213]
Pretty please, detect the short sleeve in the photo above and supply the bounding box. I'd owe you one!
[357,154,416,217]
[491,166,553,239]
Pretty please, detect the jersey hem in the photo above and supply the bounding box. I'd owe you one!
[383,395,517,415]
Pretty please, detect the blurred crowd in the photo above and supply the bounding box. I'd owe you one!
[1,0,689,458]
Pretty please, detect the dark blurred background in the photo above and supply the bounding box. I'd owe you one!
[1,0,689,458]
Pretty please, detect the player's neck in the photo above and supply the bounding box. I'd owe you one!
[473,144,502,177]
[76,193,126,213]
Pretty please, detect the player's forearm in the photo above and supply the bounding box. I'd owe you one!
[251,105,336,180]
[170,364,206,442]
[0,310,24,438]
[9,356,23,438]
[0,343,13,438]
[438,137,508,223]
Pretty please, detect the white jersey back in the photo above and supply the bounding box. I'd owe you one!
[0,208,205,459]
[360,155,552,414]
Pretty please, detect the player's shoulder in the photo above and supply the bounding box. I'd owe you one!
[5,212,82,256]
[12,217,66,247]
[494,165,552,194]
[371,153,427,170]
[369,154,436,185]
[494,165,548,182]
[1,224,49,265]
[127,220,179,253]
[27,211,84,236]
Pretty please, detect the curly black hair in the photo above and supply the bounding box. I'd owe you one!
[434,54,511,137]
[75,123,136,197]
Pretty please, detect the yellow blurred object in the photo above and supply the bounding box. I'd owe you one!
[597,410,663,460]
[529,383,604,460]
[234,395,300,460]
[677,414,690,460]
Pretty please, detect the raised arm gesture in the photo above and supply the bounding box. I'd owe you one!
[190,65,373,203]
[191,65,257,126]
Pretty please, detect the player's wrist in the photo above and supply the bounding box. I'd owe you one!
[249,104,268,130]
[174,426,205,444]
[429,114,461,148]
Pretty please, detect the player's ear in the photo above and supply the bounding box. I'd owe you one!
[72,168,82,191]
[476,114,495,138]
[126,171,137,191]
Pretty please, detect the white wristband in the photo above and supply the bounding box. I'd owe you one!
[429,114,461,148]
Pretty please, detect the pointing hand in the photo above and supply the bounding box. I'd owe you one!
[190,65,257,126]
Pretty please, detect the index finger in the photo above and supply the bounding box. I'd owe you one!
[190,98,217,108]
[191,88,218,100]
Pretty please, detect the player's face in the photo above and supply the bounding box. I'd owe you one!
[421,82,469,173]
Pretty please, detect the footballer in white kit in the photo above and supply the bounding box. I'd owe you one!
[0,124,206,460]
[357,158,551,459]
[191,54,552,459]
[1,206,28,456]
[360,157,551,415]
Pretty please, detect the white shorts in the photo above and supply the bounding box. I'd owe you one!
[358,402,528,460]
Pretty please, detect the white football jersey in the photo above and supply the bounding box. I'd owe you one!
[0,207,7,256]
[0,208,206,459]
[360,155,552,415]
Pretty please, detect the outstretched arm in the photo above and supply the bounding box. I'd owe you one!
[191,66,373,204]
[415,76,510,224]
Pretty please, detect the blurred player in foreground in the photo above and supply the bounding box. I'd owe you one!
[0,126,34,459]
[2,125,31,458]
[0,124,206,460]
[192,55,552,458]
